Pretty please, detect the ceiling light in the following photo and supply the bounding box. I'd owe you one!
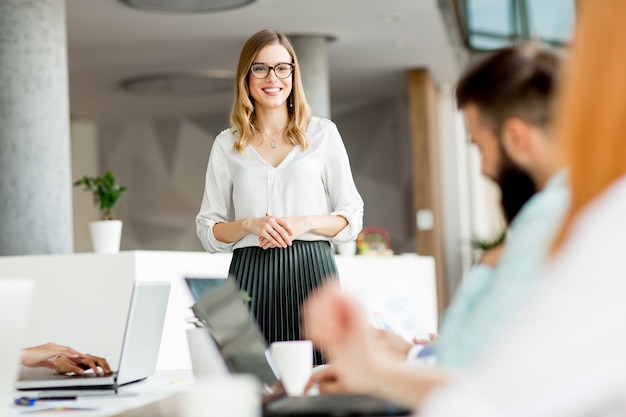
[119,0,255,13]
[120,72,234,96]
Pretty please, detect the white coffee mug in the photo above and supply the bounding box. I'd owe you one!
[179,375,260,417]
[270,340,313,396]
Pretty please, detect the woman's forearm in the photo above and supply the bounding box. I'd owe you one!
[306,214,348,237]
[212,219,251,244]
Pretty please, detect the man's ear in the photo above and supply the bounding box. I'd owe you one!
[501,118,532,166]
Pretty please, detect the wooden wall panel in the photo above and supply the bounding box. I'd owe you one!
[407,69,449,315]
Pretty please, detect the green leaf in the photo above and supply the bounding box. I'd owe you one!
[240,290,252,302]
[73,171,128,220]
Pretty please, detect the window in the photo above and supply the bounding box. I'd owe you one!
[460,0,575,50]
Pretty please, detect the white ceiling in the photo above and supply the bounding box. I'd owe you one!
[66,0,461,121]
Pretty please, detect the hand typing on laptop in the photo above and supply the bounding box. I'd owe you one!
[21,343,112,375]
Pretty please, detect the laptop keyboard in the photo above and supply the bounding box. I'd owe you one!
[263,394,412,416]
[57,371,117,380]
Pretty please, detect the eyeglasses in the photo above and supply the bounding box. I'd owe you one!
[249,62,294,79]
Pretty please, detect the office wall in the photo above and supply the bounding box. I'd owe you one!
[334,98,415,254]
[70,97,417,254]
[97,114,224,252]
[70,121,100,252]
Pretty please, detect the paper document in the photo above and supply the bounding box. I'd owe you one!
[363,285,429,342]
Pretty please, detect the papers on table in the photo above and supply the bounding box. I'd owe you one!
[363,284,430,342]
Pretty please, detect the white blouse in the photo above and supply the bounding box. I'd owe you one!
[196,116,364,253]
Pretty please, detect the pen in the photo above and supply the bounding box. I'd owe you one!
[14,397,35,406]
[14,395,78,406]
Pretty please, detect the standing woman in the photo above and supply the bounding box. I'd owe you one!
[196,29,363,364]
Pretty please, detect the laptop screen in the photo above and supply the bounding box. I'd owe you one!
[115,281,171,386]
[190,278,278,388]
[184,277,227,302]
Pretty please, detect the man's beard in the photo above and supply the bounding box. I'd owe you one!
[496,149,537,226]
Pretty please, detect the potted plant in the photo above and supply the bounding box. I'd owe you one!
[73,170,128,254]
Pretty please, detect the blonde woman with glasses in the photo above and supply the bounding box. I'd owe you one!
[196,29,363,365]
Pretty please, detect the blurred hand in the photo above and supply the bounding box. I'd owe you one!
[370,329,413,362]
[478,244,506,268]
[304,365,351,395]
[303,281,390,394]
[262,380,287,404]
[413,333,438,345]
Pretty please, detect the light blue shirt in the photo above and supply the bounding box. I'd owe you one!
[434,171,570,369]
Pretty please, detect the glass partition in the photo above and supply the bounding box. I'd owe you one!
[462,0,575,50]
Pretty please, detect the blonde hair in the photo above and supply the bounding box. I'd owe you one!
[229,29,311,152]
[552,0,626,252]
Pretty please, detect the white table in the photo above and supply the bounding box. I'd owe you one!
[8,369,193,417]
[0,251,437,370]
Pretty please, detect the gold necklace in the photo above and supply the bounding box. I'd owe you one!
[259,129,284,150]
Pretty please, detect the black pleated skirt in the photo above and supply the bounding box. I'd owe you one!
[229,240,338,365]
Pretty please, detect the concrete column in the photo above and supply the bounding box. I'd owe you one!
[0,0,73,255]
[289,35,331,119]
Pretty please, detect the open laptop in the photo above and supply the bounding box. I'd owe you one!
[188,278,412,417]
[0,278,34,412]
[189,277,278,390]
[16,280,170,390]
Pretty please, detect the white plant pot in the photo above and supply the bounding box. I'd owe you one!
[89,220,123,254]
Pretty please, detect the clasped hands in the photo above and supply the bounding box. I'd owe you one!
[253,213,309,250]
[22,343,112,376]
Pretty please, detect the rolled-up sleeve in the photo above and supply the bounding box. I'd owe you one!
[195,136,235,253]
[324,123,364,243]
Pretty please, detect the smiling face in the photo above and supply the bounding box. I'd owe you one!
[248,43,293,112]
